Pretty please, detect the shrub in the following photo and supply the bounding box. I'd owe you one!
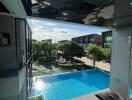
[28,95,43,100]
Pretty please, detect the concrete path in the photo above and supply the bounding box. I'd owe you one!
[76,57,110,72]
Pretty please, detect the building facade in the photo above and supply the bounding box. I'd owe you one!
[0,1,32,99]
[58,40,70,44]
[102,31,112,48]
[0,0,132,100]
[0,14,32,100]
[41,39,52,43]
[72,34,102,53]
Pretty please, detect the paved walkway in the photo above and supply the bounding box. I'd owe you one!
[76,57,110,72]
[73,89,109,100]
[73,94,100,100]
[73,89,124,100]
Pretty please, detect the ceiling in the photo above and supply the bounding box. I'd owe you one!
[31,0,114,28]
[0,0,114,28]
[1,0,132,28]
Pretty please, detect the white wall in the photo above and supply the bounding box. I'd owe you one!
[0,14,16,69]
[110,27,132,99]
[0,67,27,100]
[0,14,28,100]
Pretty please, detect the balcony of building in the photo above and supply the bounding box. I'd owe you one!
[0,0,132,100]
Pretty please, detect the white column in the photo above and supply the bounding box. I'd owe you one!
[110,27,132,99]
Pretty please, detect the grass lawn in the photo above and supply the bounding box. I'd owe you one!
[28,95,43,100]
[33,70,54,77]
[32,68,73,77]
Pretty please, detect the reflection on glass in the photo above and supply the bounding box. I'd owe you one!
[34,79,46,91]
[33,79,46,96]
[31,0,114,27]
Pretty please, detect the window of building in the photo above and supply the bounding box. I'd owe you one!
[105,36,112,43]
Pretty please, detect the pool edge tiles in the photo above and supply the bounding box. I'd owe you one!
[34,69,109,79]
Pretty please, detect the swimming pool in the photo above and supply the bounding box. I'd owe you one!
[33,69,110,100]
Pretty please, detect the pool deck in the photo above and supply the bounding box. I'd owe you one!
[75,57,110,72]
[72,88,125,100]
[72,89,109,100]
[73,93,100,100]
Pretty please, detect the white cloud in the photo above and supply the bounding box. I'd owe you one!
[28,19,109,43]
[44,22,56,26]
[31,27,82,42]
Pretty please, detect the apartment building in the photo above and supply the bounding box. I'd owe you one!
[102,31,112,48]
[0,0,132,100]
[41,39,52,43]
[72,34,102,54]
[58,40,70,44]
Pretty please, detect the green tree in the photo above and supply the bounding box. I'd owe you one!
[32,41,41,60]
[32,40,58,63]
[87,44,105,67]
[32,39,37,42]
[103,46,112,62]
[59,41,84,61]
[40,41,57,61]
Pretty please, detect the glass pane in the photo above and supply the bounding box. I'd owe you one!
[129,34,132,99]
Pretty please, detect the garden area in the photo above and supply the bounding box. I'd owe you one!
[32,40,112,77]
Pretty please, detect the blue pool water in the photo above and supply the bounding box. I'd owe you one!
[33,69,110,100]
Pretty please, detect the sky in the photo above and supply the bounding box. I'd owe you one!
[28,18,109,43]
